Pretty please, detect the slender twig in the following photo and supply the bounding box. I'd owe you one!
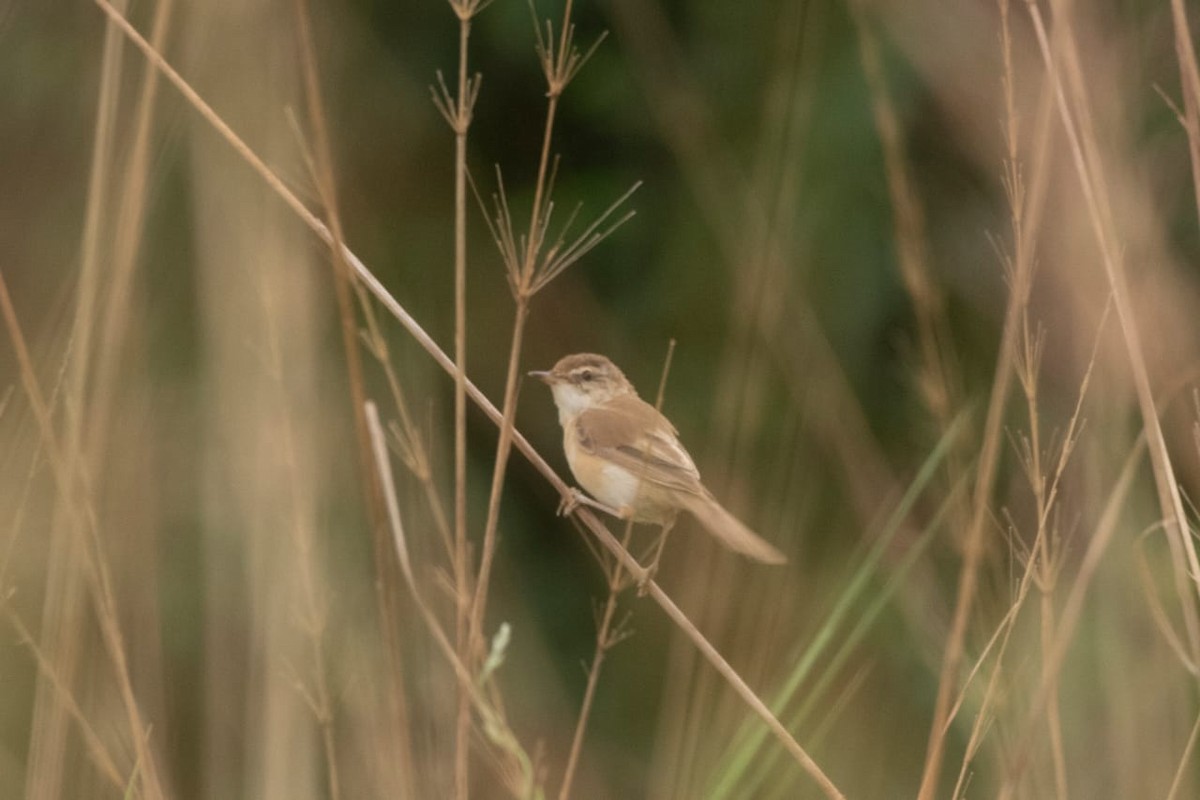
[1167,0,1200,229]
[849,0,953,431]
[914,1,1060,790]
[467,0,635,727]
[288,3,409,796]
[25,4,172,793]
[354,268,454,567]
[432,2,488,793]
[2,603,127,792]
[997,437,1143,799]
[1029,0,1200,644]
[0,268,165,799]
[913,124,1033,800]
[1167,706,1200,800]
[84,0,174,462]
[28,1,127,791]
[367,403,540,800]
[997,4,1066,790]
[949,296,1110,798]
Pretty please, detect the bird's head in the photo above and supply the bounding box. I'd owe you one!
[529,353,636,422]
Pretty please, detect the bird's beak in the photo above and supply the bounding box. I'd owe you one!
[528,370,555,384]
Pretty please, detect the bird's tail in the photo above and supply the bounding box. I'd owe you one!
[680,492,786,565]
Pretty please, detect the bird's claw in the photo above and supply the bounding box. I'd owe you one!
[636,525,671,596]
[559,488,625,519]
[636,561,659,596]
[557,488,587,517]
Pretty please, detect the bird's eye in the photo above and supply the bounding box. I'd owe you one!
[579,370,593,382]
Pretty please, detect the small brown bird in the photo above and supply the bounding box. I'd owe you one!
[529,353,786,565]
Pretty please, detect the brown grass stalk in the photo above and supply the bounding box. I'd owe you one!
[1026,0,1200,655]
[0,269,165,799]
[1167,707,1200,800]
[83,0,173,459]
[913,111,1026,800]
[258,272,341,800]
[459,4,633,792]
[66,0,125,441]
[25,2,170,793]
[3,605,126,793]
[453,10,476,796]
[556,529,631,800]
[288,1,419,795]
[429,1,490,792]
[1025,329,1069,800]
[468,0,603,701]
[998,3,1065,792]
[997,436,1144,798]
[86,6,841,794]
[253,10,348,786]
[914,1,1061,792]
[366,403,539,799]
[848,16,984,700]
[949,295,1109,798]
[25,2,128,793]
[849,0,954,432]
[448,1,481,790]
[913,125,1031,800]
[1168,0,1200,227]
[4,365,110,792]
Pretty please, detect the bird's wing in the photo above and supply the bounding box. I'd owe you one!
[576,395,703,495]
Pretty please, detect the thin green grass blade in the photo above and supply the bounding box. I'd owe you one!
[706,410,969,799]
[746,472,968,800]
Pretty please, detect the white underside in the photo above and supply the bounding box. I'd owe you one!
[588,463,641,509]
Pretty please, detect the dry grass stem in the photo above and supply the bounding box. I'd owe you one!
[366,402,540,799]
[355,277,455,567]
[430,2,490,792]
[83,0,172,462]
[914,147,1027,800]
[466,10,635,784]
[916,2,1059,792]
[431,3,486,602]
[1168,0,1200,226]
[949,297,1110,797]
[0,269,165,799]
[996,437,1143,798]
[850,0,954,429]
[1167,708,1200,800]
[26,2,125,787]
[2,605,126,792]
[1025,0,1200,657]
[285,3,409,796]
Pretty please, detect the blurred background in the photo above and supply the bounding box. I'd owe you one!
[4,0,1200,797]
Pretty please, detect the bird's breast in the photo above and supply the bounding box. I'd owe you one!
[563,421,676,523]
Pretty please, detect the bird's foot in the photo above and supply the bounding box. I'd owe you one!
[636,561,659,596]
[635,523,673,596]
[635,544,666,596]
[557,488,584,517]
[557,488,623,519]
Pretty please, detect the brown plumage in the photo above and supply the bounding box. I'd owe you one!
[530,353,786,565]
